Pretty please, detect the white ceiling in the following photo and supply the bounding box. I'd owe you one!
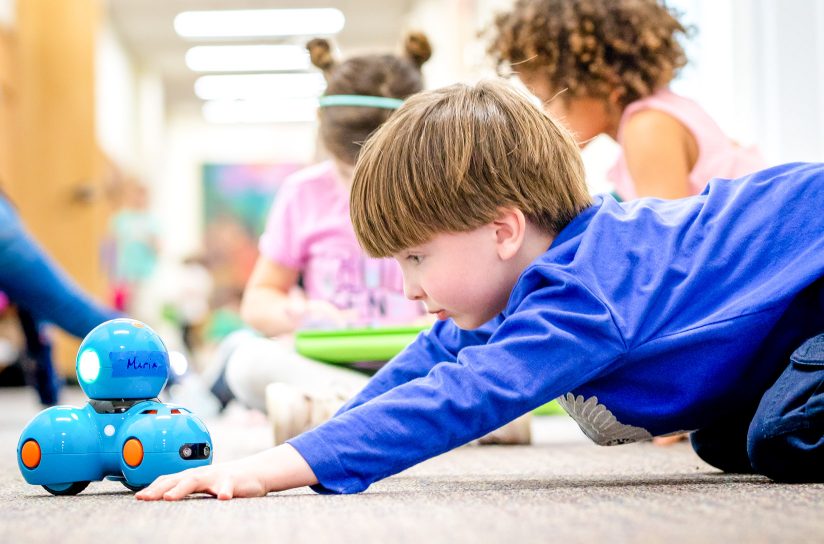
[106,0,413,112]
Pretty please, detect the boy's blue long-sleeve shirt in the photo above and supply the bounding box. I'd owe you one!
[289,163,824,494]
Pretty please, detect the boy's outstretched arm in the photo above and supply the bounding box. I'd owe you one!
[336,316,499,415]
[136,320,495,502]
[135,444,317,501]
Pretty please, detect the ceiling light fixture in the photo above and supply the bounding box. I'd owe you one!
[194,73,327,101]
[202,98,319,124]
[185,45,312,72]
[174,8,345,38]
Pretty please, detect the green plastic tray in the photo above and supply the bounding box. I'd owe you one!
[295,325,429,364]
[533,399,566,416]
[295,325,568,416]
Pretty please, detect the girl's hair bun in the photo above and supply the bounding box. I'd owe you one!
[307,38,335,71]
[404,32,432,68]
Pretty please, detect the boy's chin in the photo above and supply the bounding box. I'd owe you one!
[451,314,489,330]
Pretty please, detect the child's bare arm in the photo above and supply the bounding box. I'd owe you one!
[622,109,695,199]
[240,258,303,336]
[242,258,354,334]
[135,444,318,501]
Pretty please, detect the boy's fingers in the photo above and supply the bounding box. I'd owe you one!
[216,479,234,500]
[136,475,182,500]
[162,476,204,501]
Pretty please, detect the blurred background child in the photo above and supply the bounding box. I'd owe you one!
[104,179,159,313]
[487,0,766,200]
[0,189,118,405]
[210,33,434,445]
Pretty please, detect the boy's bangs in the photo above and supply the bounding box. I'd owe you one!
[350,126,446,257]
[351,91,495,258]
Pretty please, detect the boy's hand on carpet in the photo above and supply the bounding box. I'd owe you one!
[135,444,318,501]
[135,458,268,501]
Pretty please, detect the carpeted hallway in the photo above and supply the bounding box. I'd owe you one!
[1,387,822,543]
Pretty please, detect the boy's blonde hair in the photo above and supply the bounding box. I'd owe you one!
[350,79,591,257]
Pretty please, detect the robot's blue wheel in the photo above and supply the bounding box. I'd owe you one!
[42,481,90,496]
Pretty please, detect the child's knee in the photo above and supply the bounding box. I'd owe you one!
[224,337,285,410]
[224,341,254,392]
[747,333,824,482]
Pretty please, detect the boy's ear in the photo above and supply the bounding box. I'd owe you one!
[492,207,526,261]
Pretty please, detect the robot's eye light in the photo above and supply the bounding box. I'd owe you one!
[77,350,101,383]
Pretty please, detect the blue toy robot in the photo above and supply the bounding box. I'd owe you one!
[17,318,213,495]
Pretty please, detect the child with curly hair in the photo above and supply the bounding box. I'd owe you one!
[487,0,765,200]
[138,80,823,500]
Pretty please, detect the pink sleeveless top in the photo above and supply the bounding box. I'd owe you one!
[608,89,766,200]
[258,161,424,328]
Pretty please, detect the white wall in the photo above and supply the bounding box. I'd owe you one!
[671,0,824,164]
[157,111,318,259]
[135,73,166,189]
[405,0,513,87]
[95,20,138,174]
[0,0,14,28]
[405,0,473,88]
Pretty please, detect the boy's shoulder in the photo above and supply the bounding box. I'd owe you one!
[527,161,824,301]
[528,162,824,279]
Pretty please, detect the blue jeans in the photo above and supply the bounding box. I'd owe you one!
[691,333,824,482]
[1,195,118,403]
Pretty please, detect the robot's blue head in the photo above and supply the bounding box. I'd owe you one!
[75,319,169,400]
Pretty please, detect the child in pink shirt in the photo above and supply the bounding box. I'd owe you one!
[487,0,766,200]
[217,33,435,445]
[607,89,765,200]
[257,161,419,328]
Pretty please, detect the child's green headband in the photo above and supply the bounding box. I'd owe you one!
[318,94,404,110]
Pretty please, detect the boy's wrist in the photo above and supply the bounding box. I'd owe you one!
[253,444,319,492]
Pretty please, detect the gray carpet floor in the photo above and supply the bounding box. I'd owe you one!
[1,386,822,544]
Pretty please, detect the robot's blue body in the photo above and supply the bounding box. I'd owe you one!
[17,319,212,495]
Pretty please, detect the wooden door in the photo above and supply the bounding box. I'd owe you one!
[0,27,16,190]
[9,0,108,375]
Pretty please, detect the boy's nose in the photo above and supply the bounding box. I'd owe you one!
[402,278,425,301]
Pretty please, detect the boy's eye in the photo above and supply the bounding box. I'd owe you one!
[407,255,423,264]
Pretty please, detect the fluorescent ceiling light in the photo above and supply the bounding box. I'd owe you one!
[186,45,311,72]
[202,98,319,124]
[194,73,327,101]
[174,8,345,38]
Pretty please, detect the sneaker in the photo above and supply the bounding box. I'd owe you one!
[477,413,532,445]
[264,383,347,446]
